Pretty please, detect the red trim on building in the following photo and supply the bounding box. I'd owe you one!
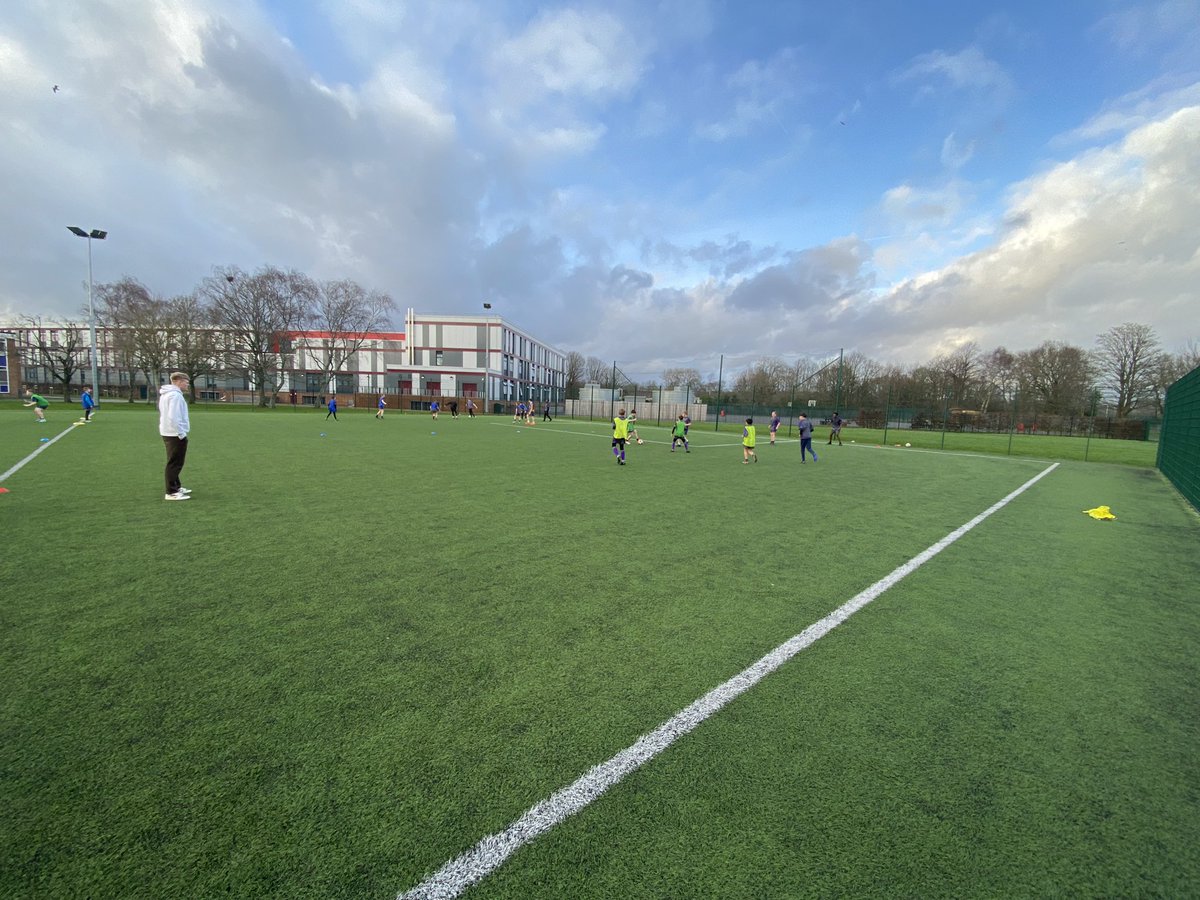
[290,331,405,340]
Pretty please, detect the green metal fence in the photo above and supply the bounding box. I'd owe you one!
[1157,365,1200,513]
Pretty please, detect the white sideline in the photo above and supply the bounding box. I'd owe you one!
[397,462,1061,900]
[0,424,78,483]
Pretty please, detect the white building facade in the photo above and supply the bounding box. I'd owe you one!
[5,309,566,407]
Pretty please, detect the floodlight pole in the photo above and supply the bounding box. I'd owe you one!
[483,302,493,409]
[68,226,107,404]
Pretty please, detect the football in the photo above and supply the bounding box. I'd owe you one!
[637,438,645,444]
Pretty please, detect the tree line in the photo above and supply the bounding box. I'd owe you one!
[21,265,394,405]
[564,324,1199,420]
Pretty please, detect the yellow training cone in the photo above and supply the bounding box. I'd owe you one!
[1083,505,1116,520]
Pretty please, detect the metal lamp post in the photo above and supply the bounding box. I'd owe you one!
[483,302,493,409]
[67,226,107,404]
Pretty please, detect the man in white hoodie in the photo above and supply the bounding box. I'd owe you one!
[159,372,192,501]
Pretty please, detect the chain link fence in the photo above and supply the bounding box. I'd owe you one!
[1157,365,1200,512]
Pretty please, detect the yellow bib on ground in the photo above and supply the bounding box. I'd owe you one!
[1083,505,1116,520]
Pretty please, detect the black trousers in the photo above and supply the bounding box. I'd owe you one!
[163,436,188,494]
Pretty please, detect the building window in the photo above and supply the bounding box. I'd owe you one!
[435,350,444,365]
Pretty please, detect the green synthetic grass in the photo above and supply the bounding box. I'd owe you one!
[1,404,1197,898]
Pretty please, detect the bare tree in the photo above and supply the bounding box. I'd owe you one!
[661,367,702,391]
[1017,341,1097,415]
[585,356,610,385]
[564,351,586,398]
[734,357,791,405]
[203,265,315,406]
[129,294,175,400]
[96,277,152,401]
[930,342,982,405]
[1094,323,1163,417]
[306,279,396,394]
[169,293,222,401]
[19,316,89,401]
[1177,339,1200,373]
[978,347,1017,413]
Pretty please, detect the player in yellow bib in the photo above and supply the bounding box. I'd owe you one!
[742,417,758,464]
[612,409,630,466]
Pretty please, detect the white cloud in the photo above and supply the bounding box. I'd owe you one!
[1093,0,1200,58]
[940,132,975,169]
[494,9,644,101]
[859,104,1200,360]
[696,48,808,142]
[894,45,1014,101]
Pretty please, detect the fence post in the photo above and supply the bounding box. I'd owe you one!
[882,383,892,445]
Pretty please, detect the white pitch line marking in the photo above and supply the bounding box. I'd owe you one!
[397,462,1061,900]
[0,425,78,483]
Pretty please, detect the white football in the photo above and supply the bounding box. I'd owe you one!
[905,442,911,447]
[637,438,644,444]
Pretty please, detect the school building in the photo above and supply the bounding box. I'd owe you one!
[4,309,566,409]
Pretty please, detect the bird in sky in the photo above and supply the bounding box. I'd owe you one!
[52,84,59,93]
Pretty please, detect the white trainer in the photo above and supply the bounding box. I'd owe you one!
[164,492,191,501]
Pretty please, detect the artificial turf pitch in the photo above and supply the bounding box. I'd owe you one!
[1,404,1197,898]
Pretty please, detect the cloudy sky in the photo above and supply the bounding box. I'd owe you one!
[2,0,1197,380]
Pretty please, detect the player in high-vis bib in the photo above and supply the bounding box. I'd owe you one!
[612,409,630,466]
[742,417,758,464]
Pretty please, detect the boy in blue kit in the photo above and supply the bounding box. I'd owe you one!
[430,399,440,420]
[80,386,96,423]
[798,413,818,462]
[376,394,386,419]
[326,396,338,420]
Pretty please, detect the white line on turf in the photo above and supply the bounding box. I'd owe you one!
[397,461,1061,900]
[0,425,78,483]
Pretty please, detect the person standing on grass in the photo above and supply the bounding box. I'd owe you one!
[769,410,781,446]
[742,417,758,464]
[543,402,552,422]
[80,386,96,423]
[467,398,476,419]
[798,413,818,463]
[684,414,691,436]
[627,407,641,444]
[612,408,630,466]
[828,411,843,445]
[513,401,524,423]
[431,399,440,420]
[450,400,459,419]
[671,415,689,453]
[326,395,338,421]
[159,372,192,501]
[376,394,386,419]
[24,389,49,423]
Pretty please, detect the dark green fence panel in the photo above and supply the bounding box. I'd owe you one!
[1157,365,1200,512]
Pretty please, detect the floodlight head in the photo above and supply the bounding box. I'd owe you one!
[483,302,492,309]
[67,226,88,237]
[90,230,108,240]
